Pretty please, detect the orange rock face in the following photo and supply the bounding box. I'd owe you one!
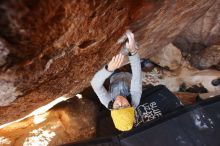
[0,97,97,145]
[0,0,218,127]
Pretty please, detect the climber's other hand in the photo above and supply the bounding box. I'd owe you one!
[107,54,124,72]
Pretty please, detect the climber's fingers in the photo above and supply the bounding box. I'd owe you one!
[115,53,124,68]
[125,31,137,53]
[108,54,124,71]
[126,30,134,39]
[115,54,124,68]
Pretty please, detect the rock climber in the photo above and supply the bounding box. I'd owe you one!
[91,30,142,131]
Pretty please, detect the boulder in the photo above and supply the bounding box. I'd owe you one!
[150,43,182,70]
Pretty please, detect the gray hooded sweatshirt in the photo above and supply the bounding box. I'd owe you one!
[91,53,142,108]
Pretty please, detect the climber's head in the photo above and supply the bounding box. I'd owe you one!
[110,95,135,131]
[113,95,130,109]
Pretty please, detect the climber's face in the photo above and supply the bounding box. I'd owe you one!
[113,95,131,109]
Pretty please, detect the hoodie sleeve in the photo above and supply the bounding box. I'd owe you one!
[90,66,113,108]
[128,53,142,108]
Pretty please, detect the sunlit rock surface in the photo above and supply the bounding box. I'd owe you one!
[150,43,182,70]
[0,97,97,146]
[0,0,219,135]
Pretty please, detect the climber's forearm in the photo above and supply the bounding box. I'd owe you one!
[90,66,112,108]
[129,53,142,107]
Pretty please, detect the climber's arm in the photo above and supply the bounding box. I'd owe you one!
[91,66,113,108]
[129,53,142,108]
[125,30,142,108]
[91,54,125,108]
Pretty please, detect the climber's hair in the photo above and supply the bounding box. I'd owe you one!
[108,100,114,109]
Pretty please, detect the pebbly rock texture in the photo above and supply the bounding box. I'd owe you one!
[173,0,220,69]
[0,0,218,127]
[0,97,97,146]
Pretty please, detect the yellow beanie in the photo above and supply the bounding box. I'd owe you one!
[111,107,135,131]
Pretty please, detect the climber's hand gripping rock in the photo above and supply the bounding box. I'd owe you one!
[125,30,138,55]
